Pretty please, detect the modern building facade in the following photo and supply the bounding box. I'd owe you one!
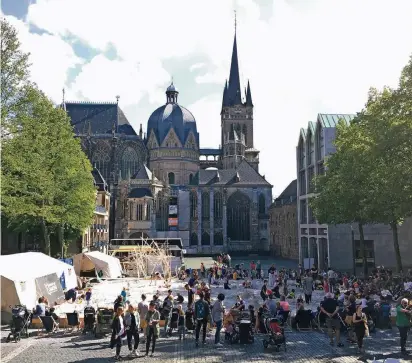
[64,28,273,254]
[297,114,412,271]
[269,180,298,260]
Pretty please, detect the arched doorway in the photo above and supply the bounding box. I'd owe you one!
[227,191,250,241]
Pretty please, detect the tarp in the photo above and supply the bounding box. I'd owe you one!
[73,251,122,278]
[0,252,72,323]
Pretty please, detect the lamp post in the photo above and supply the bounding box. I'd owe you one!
[351,225,356,276]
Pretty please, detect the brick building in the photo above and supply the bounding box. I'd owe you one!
[269,180,298,260]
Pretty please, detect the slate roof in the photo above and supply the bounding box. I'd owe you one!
[65,102,138,136]
[190,159,271,187]
[147,102,199,145]
[92,167,109,192]
[271,179,297,208]
[131,164,157,181]
[128,188,153,198]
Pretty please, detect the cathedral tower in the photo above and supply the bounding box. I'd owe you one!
[221,26,259,171]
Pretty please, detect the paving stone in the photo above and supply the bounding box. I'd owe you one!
[2,327,411,363]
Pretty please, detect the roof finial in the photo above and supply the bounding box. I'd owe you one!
[171,75,174,85]
[234,10,237,33]
[116,95,120,104]
[62,88,65,103]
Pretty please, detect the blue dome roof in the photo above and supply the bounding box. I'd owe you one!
[147,102,198,145]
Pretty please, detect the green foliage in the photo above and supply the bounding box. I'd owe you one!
[1,86,96,254]
[1,18,32,130]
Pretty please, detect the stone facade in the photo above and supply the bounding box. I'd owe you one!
[297,114,412,271]
[269,180,298,260]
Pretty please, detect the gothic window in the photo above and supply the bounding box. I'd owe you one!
[202,191,210,220]
[92,146,110,181]
[189,173,194,184]
[214,232,223,245]
[236,124,241,134]
[258,194,266,214]
[168,172,175,185]
[190,232,198,246]
[201,231,210,245]
[121,146,139,178]
[214,192,223,220]
[227,191,250,241]
[190,190,197,219]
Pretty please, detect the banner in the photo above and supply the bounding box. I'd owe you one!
[169,205,178,215]
[35,273,65,304]
[168,217,178,227]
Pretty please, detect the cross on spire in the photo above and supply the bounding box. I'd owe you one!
[234,10,237,33]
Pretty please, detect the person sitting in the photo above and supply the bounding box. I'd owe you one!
[33,297,47,318]
[223,312,235,340]
[232,295,245,311]
[287,289,296,299]
[243,280,252,288]
[224,277,231,290]
[175,293,184,304]
[65,287,78,303]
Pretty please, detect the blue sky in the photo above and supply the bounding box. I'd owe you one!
[2,0,412,196]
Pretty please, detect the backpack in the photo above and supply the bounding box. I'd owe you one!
[195,300,206,320]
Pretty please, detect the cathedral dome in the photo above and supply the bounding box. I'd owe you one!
[147,83,198,145]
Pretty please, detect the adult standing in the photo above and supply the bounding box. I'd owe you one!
[162,290,174,337]
[138,294,148,342]
[194,292,210,346]
[145,302,160,357]
[311,264,318,280]
[260,280,268,301]
[302,272,313,304]
[256,260,262,279]
[110,306,126,361]
[320,293,344,348]
[327,268,336,293]
[352,304,367,353]
[212,293,225,346]
[396,298,411,354]
[124,304,140,357]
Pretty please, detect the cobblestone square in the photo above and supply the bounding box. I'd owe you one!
[2,326,411,363]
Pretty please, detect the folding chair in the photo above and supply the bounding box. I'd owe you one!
[39,316,58,335]
[66,312,80,333]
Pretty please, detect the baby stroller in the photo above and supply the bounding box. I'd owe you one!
[167,308,179,336]
[83,306,96,334]
[263,317,286,352]
[94,308,114,338]
[6,305,32,342]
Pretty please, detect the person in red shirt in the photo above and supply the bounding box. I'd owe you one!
[324,278,330,294]
[250,261,256,271]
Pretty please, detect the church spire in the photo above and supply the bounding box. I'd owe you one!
[227,13,242,106]
[246,80,253,107]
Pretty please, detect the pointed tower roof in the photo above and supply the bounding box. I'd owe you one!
[222,80,229,108]
[227,33,242,106]
[245,80,253,107]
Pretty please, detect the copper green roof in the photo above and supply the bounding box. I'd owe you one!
[317,113,355,128]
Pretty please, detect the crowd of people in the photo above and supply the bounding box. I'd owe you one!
[92,256,412,360]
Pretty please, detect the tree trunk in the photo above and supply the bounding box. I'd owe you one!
[57,224,64,258]
[40,218,51,256]
[390,222,402,273]
[358,222,368,278]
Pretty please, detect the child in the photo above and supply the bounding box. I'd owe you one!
[287,289,296,299]
[85,288,92,303]
[121,287,127,301]
[223,312,235,340]
[177,305,185,340]
[323,278,330,294]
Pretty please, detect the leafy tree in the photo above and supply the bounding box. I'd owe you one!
[311,119,374,278]
[1,86,96,255]
[1,18,32,132]
[355,56,412,273]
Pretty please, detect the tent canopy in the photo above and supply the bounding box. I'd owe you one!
[73,251,122,278]
[0,252,77,290]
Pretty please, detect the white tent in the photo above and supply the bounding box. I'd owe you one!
[73,251,122,278]
[0,252,76,322]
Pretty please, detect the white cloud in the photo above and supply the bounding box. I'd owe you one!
[4,15,82,102]
[8,0,412,195]
[190,63,206,72]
